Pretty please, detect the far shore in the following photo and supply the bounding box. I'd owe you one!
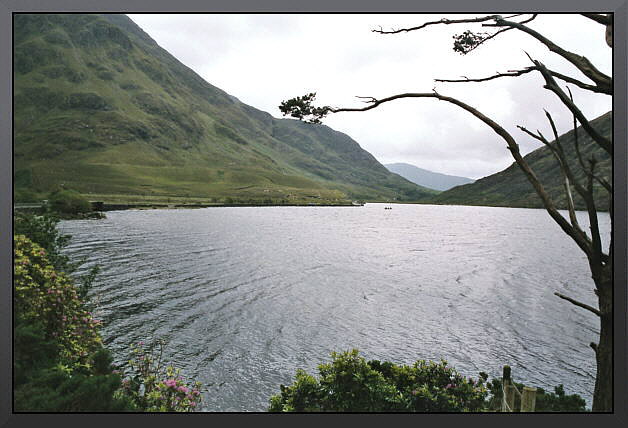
[13,200,366,214]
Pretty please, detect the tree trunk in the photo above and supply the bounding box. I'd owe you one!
[592,264,613,411]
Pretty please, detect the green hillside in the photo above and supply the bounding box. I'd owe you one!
[429,112,612,211]
[13,13,435,205]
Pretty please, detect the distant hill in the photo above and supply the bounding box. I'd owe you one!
[428,112,612,211]
[13,14,435,204]
[385,163,474,191]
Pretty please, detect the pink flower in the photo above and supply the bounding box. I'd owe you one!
[164,379,177,388]
[190,402,196,408]
[178,386,189,394]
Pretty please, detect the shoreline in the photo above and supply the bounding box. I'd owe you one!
[102,202,363,211]
[13,201,366,214]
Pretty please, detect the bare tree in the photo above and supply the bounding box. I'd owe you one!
[279,14,613,411]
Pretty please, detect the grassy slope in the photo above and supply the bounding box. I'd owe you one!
[13,13,434,204]
[428,112,612,211]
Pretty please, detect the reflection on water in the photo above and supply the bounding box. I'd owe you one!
[59,204,609,411]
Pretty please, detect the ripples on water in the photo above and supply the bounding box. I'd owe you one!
[59,204,609,411]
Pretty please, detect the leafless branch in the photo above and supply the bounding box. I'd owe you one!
[543,111,608,267]
[586,157,606,268]
[484,17,611,91]
[462,27,513,53]
[544,110,587,197]
[436,67,535,83]
[355,96,378,104]
[567,87,612,193]
[548,70,608,94]
[329,91,594,258]
[533,60,612,154]
[554,292,601,316]
[581,13,612,26]
[375,14,610,91]
[372,15,503,34]
[517,122,585,236]
[435,66,606,94]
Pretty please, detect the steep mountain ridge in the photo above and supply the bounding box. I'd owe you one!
[14,13,434,204]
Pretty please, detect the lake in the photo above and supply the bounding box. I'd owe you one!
[59,203,609,411]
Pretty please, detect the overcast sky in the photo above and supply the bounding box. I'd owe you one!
[127,13,612,179]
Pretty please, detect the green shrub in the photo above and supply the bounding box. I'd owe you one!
[269,349,488,412]
[14,234,103,370]
[13,234,134,412]
[483,377,587,412]
[14,188,39,203]
[14,351,134,412]
[48,189,92,215]
[13,212,71,271]
[14,211,100,300]
[118,341,203,412]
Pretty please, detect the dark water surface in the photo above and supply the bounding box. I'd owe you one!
[59,204,609,411]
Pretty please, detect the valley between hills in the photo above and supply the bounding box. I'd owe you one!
[14,14,611,211]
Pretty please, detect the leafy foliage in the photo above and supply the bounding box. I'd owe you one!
[269,350,488,412]
[13,234,134,411]
[14,234,104,370]
[13,211,100,298]
[48,189,92,215]
[452,31,490,54]
[14,211,71,272]
[278,92,331,124]
[118,341,203,411]
[14,345,134,412]
[483,376,587,412]
[269,350,589,412]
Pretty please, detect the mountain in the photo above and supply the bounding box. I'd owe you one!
[428,112,612,211]
[13,14,436,205]
[384,163,474,191]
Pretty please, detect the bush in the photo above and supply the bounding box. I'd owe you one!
[14,235,103,370]
[269,349,488,412]
[13,212,71,271]
[14,188,39,203]
[13,234,134,412]
[14,352,134,412]
[14,211,100,301]
[483,377,587,412]
[48,189,92,215]
[118,341,203,412]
